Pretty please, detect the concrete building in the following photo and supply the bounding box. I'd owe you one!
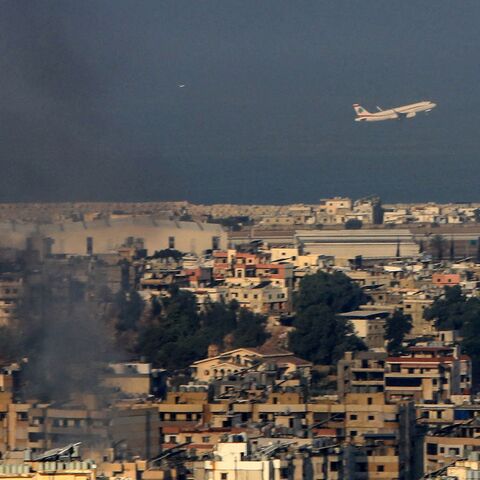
[338,310,390,349]
[0,275,22,327]
[295,229,419,262]
[424,420,480,475]
[193,433,283,480]
[384,352,466,404]
[337,351,387,399]
[2,402,160,464]
[0,218,227,256]
[190,347,311,383]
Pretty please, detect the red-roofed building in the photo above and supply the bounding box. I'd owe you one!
[385,346,471,403]
[190,347,312,382]
[432,273,461,286]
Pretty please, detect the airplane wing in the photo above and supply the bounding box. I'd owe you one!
[394,110,415,119]
[376,106,383,111]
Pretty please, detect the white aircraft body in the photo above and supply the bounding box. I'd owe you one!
[353,100,436,122]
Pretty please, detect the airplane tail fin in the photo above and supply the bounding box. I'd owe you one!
[353,104,371,116]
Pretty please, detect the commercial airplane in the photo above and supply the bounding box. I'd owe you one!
[353,101,436,122]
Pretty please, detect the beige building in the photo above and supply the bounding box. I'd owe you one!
[295,229,419,261]
[0,461,96,480]
[401,292,434,337]
[338,311,389,349]
[2,402,160,464]
[0,276,22,327]
[190,347,311,383]
[0,218,227,256]
[445,452,480,480]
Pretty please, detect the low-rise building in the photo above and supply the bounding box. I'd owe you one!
[338,310,390,349]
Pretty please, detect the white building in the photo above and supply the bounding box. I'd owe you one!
[0,217,227,256]
[194,434,283,480]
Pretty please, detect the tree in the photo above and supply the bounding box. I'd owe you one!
[289,306,366,365]
[135,294,269,370]
[152,249,183,262]
[295,271,365,315]
[385,309,412,354]
[230,308,268,348]
[114,289,144,332]
[136,289,203,369]
[345,219,363,230]
[422,285,480,387]
[424,285,469,330]
[289,271,367,365]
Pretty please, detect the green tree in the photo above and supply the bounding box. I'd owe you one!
[289,306,366,364]
[114,289,144,332]
[289,271,366,365]
[152,249,183,262]
[295,271,365,314]
[136,289,202,369]
[424,285,469,330]
[230,308,268,348]
[135,293,269,370]
[199,301,237,345]
[385,309,412,354]
[345,219,363,230]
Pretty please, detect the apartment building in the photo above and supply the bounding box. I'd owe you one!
[0,275,23,327]
[424,420,480,474]
[338,311,389,349]
[384,351,467,404]
[337,351,387,399]
[2,402,160,464]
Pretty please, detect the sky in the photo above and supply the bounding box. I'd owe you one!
[0,0,479,204]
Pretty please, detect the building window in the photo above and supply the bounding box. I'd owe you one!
[377,466,385,472]
[427,443,438,455]
[212,236,220,250]
[368,415,374,421]
[367,397,373,405]
[330,462,339,472]
[221,474,228,480]
[86,236,93,255]
[202,436,210,443]
[168,236,175,249]
[350,414,357,420]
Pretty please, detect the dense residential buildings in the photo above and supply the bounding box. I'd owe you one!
[3,199,480,479]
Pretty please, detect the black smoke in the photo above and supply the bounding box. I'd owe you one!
[17,274,120,404]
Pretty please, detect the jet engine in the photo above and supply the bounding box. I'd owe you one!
[406,112,416,118]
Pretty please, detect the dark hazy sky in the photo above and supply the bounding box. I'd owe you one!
[0,1,479,204]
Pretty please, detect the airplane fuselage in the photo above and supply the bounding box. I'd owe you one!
[354,101,437,122]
